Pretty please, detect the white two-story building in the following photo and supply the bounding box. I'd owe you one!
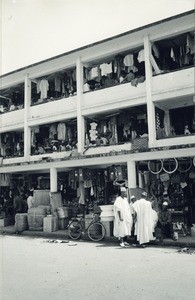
[0,10,195,228]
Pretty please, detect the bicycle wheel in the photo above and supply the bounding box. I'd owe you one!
[88,222,106,242]
[68,220,82,240]
[162,158,178,174]
[177,157,192,173]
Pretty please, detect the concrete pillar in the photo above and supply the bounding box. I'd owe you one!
[127,160,137,188]
[50,167,58,192]
[144,35,156,147]
[76,57,85,154]
[24,74,31,159]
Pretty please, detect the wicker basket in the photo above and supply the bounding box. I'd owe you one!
[132,137,148,151]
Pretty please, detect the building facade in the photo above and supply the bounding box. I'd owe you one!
[0,10,195,227]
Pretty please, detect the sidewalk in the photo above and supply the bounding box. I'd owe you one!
[1,225,195,248]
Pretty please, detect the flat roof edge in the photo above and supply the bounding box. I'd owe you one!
[1,9,194,78]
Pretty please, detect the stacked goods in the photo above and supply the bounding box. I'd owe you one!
[57,207,69,218]
[99,205,114,221]
[28,207,47,231]
[99,205,114,237]
[50,192,63,216]
[33,190,50,206]
[58,218,69,230]
[43,215,58,232]
[15,213,28,232]
[57,207,70,229]
[39,205,52,215]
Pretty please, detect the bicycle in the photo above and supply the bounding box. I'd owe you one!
[68,213,106,242]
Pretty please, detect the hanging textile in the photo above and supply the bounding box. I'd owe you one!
[100,62,112,76]
[49,124,57,139]
[0,174,11,186]
[39,79,49,99]
[54,76,62,92]
[137,49,145,63]
[155,112,161,130]
[57,123,66,140]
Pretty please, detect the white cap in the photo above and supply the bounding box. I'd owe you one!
[120,187,127,192]
[162,201,168,206]
[131,195,136,200]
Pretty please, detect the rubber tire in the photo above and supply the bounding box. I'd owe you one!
[68,220,82,240]
[87,222,106,242]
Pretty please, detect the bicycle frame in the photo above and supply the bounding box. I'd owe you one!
[69,213,101,234]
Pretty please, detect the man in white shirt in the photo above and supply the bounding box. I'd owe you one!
[132,191,154,247]
[114,187,133,247]
[27,191,35,210]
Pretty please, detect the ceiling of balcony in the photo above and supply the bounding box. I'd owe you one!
[155,95,195,110]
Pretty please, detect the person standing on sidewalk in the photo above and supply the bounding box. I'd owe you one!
[113,187,133,247]
[132,191,154,247]
[158,201,174,240]
[13,190,23,216]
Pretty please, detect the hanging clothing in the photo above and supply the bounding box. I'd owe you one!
[164,111,171,137]
[137,49,145,63]
[152,43,160,58]
[57,123,66,140]
[49,124,57,139]
[55,76,62,92]
[90,67,99,79]
[0,174,11,186]
[170,48,175,61]
[132,198,154,245]
[124,54,134,67]
[113,196,133,238]
[78,183,85,205]
[100,62,112,76]
[186,33,195,54]
[39,79,49,99]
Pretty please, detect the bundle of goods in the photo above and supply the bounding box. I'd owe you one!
[43,215,58,232]
[27,206,47,231]
[15,213,28,232]
[57,207,70,229]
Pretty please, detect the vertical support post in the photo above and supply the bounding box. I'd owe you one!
[76,57,85,154]
[50,167,58,193]
[127,160,137,189]
[24,74,31,160]
[144,35,156,147]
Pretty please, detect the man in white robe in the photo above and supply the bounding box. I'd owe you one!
[132,191,154,247]
[114,187,133,247]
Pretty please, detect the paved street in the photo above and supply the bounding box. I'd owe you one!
[1,235,195,300]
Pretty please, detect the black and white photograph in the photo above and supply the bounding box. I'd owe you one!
[0,0,195,299]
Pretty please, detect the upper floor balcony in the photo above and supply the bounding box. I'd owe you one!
[28,95,77,126]
[0,109,24,133]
